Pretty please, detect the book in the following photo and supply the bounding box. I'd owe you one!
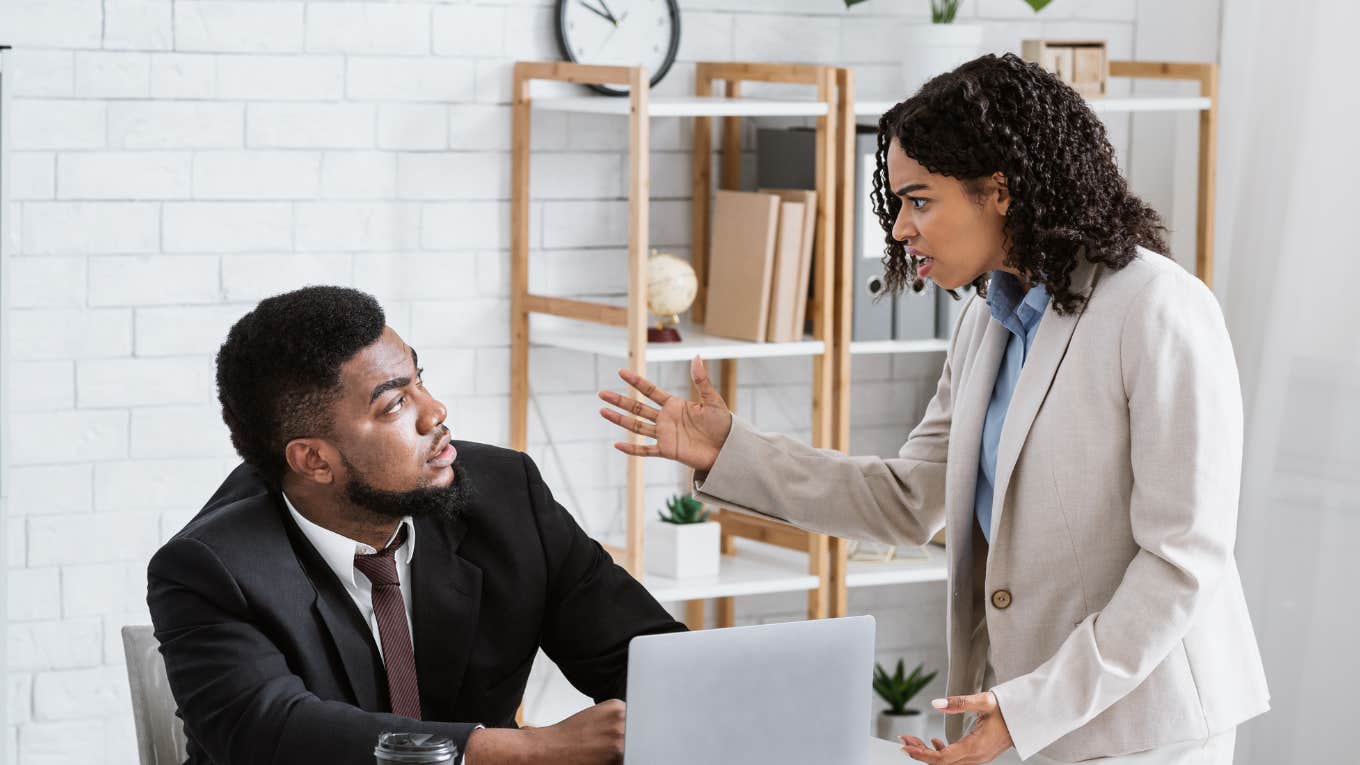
[765,200,806,342]
[703,190,781,342]
[760,188,817,340]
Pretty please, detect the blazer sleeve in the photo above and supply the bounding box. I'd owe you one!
[990,272,1245,759]
[689,337,957,548]
[526,452,687,702]
[147,537,478,765]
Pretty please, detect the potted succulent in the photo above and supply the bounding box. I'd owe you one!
[644,494,721,579]
[844,0,1055,96]
[873,659,938,742]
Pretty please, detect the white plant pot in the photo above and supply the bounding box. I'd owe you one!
[876,709,929,742]
[900,23,985,97]
[645,520,721,579]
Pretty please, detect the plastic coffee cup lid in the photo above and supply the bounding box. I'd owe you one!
[374,732,459,763]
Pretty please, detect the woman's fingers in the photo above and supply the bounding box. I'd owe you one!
[690,356,721,404]
[599,407,658,439]
[597,390,660,422]
[612,441,661,458]
[617,368,673,407]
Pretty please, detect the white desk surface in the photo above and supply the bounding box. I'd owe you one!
[870,736,907,763]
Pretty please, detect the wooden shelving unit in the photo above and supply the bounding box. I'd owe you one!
[826,60,1221,617]
[509,57,1219,628]
[510,61,841,629]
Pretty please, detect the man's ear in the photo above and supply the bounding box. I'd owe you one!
[284,438,335,485]
[991,172,1011,216]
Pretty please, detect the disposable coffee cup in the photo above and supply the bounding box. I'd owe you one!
[374,732,459,764]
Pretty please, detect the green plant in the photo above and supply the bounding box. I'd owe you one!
[843,0,1052,19]
[658,494,711,525]
[873,659,938,715]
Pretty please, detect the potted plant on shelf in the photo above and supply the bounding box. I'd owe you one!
[844,0,1055,97]
[873,659,938,742]
[644,494,721,579]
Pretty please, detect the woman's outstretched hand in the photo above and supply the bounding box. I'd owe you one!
[597,356,733,473]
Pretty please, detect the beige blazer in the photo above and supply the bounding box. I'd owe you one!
[695,249,1270,761]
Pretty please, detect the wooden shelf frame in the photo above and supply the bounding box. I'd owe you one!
[510,60,841,630]
[826,60,1221,617]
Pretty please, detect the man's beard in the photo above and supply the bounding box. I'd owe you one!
[339,451,473,523]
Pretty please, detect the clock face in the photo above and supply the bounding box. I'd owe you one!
[556,0,681,96]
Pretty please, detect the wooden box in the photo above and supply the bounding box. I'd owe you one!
[1022,39,1108,98]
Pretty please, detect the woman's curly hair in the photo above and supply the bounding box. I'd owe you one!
[869,53,1168,315]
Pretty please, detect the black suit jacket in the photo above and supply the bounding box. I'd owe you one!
[147,442,685,764]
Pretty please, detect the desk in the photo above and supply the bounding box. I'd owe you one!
[870,736,1028,765]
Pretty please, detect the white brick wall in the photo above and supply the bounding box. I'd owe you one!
[0,1,1217,762]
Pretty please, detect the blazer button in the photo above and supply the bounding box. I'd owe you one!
[991,589,1012,610]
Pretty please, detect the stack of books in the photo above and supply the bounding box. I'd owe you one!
[703,189,817,343]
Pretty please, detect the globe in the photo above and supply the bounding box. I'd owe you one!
[646,251,698,323]
[645,251,698,343]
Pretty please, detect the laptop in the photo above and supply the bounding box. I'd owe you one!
[624,615,875,765]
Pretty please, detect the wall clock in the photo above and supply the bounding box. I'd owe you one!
[555,0,681,97]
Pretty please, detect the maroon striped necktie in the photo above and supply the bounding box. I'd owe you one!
[354,524,422,719]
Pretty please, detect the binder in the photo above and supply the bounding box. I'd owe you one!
[852,131,893,341]
[759,188,817,341]
[765,201,806,343]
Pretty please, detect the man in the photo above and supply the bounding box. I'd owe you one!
[147,286,686,764]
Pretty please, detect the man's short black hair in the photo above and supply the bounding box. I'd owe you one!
[216,286,386,487]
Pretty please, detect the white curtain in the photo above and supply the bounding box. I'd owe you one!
[1216,2,1360,763]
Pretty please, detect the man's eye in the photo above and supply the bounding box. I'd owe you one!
[388,396,405,414]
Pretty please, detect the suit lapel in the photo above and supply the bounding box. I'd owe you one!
[948,317,1009,536]
[411,512,482,713]
[988,260,1102,542]
[276,494,385,712]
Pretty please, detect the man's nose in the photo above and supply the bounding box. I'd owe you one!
[419,392,448,434]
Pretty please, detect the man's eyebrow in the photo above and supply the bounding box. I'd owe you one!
[368,347,421,406]
[894,183,928,196]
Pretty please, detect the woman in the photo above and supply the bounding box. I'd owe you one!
[598,54,1269,764]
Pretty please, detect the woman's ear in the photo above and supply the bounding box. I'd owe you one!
[992,172,1011,216]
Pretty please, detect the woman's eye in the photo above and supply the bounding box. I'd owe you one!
[908,197,926,210]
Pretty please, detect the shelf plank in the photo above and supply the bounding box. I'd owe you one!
[532,95,829,118]
[854,94,1211,117]
[845,546,948,588]
[849,338,949,356]
[642,539,821,602]
[531,315,825,362]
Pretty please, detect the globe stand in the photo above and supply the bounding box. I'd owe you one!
[647,326,683,343]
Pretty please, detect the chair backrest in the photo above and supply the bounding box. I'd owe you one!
[121,625,189,765]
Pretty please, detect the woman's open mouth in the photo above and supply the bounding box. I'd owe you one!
[916,255,935,278]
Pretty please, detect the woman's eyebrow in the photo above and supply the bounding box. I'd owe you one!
[894,183,928,196]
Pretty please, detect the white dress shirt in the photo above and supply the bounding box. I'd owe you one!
[283,493,485,755]
[283,491,416,661]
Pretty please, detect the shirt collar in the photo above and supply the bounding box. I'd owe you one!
[282,491,416,588]
[986,270,1050,333]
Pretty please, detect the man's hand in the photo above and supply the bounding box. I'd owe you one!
[598,356,733,473]
[465,700,626,765]
[899,692,1013,765]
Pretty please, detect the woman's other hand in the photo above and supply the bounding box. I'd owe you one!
[598,356,732,473]
[899,691,1013,764]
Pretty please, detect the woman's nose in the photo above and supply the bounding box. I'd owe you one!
[892,211,918,243]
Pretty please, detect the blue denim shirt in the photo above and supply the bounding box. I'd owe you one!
[974,271,1050,544]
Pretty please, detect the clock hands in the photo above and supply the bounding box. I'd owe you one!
[578,0,618,26]
[598,0,622,25]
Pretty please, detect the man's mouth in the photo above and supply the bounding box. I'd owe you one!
[427,434,456,467]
